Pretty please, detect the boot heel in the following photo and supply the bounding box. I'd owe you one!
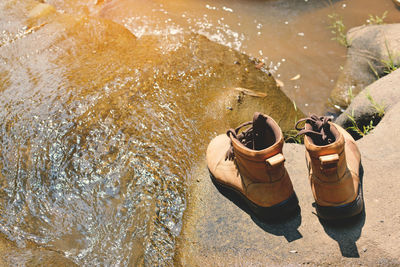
[315,183,364,220]
[246,191,300,222]
[209,171,299,222]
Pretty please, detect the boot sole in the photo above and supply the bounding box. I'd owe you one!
[209,169,299,222]
[315,182,364,221]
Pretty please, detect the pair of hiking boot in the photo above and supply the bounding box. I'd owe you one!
[206,112,363,221]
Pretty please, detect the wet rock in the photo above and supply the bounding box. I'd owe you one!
[0,236,77,267]
[175,102,400,265]
[329,23,400,112]
[335,68,400,131]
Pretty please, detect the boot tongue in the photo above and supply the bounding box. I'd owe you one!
[295,115,336,146]
[251,112,272,150]
[225,113,276,160]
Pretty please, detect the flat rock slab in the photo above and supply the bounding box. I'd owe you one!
[175,103,400,266]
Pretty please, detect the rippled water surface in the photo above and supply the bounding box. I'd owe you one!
[94,0,399,113]
[0,0,399,266]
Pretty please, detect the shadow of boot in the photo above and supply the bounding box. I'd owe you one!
[317,164,366,257]
[318,209,365,257]
[252,210,302,242]
[210,174,302,242]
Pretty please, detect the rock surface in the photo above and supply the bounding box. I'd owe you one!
[335,68,400,130]
[0,236,77,267]
[175,102,400,266]
[329,23,400,111]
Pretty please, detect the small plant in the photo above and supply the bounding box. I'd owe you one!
[284,129,303,144]
[346,86,355,105]
[381,58,398,74]
[284,130,302,143]
[367,60,380,79]
[328,13,350,47]
[381,40,399,74]
[366,90,385,117]
[284,100,303,144]
[345,93,385,138]
[346,110,375,137]
[367,11,388,25]
[367,40,398,79]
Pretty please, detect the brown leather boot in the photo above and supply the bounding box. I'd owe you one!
[206,112,299,221]
[296,115,364,220]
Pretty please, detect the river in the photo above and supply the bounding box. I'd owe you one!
[0,0,399,266]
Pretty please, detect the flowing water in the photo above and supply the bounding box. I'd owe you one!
[95,0,399,114]
[0,0,399,266]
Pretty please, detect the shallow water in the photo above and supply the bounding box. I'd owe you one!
[94,0,400,114]
[0,0,399,266]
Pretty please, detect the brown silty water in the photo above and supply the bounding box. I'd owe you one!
[95,0,399,114]
[0,0,399,266]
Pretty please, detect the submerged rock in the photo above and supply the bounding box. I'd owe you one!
[0,0,302,265]
[329,23,400,112]
[0,235,77,267]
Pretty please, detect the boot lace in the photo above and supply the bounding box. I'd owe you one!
[295,114,335,145]
[225,111,273,160]
[225,121,254,160]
